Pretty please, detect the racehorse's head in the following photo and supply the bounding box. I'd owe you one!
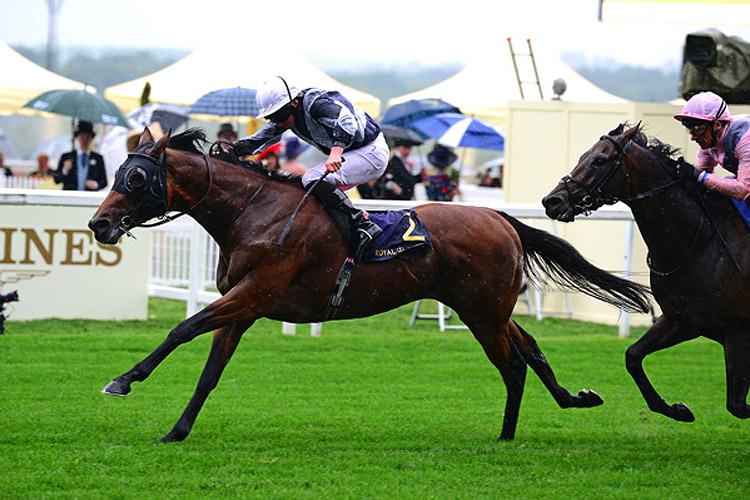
[89,127,171,244]
[542,124,641,222]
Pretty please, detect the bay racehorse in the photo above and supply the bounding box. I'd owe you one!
[543,122,750,423]
[89,128,651,443]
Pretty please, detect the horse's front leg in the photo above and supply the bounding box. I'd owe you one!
[510,319,603,408]
[723,334,750,418]
[625,315,698,421]
[159,319,253,443]
[102,281,261,397]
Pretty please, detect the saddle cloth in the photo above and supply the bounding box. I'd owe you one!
[363,210,432,262]
[732,199,750,229]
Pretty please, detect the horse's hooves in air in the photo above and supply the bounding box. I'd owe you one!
[101,379,130,397]
[577,389,604,407]
[667,402,695,422]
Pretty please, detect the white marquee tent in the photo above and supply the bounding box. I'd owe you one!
[0,40,91,115]
[105,47,381,117]
[388,38,626,129]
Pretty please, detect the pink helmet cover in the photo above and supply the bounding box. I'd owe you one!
[674,91,731,122]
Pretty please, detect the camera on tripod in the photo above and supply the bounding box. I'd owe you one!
[0,290,19,335]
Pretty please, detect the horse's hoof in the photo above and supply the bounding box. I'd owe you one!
[158,430,186,444]
[669,402,695,422]
[101,379,130,397]
[577,389,604,407]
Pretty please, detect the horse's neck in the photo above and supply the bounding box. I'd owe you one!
[624,153,704,257]
[183,162,298,244]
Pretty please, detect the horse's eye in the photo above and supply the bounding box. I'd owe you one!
[127,167,148,189]
[593,156,608,167]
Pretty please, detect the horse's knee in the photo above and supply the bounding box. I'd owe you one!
[625,345,642,374]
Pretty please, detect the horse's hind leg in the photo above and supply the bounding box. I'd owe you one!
[510,319,603,408]
[723,334,750,418]
[625,315,698,421]
[159,320,252,443]
[468,319,527,441]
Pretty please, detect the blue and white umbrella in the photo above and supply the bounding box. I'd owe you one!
[188,87,258,117]
[411,113,505,151]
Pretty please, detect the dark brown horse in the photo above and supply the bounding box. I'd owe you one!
[543,123,750,423]
[89,128,651,443]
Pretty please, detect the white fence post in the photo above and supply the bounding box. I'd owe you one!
[186,219,204,317]
[619,219,635,339]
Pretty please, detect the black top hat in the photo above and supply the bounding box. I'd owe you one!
[74,120,95,137]
[428,144,457,169]
[394,138,422,147]
[218,123,237,137]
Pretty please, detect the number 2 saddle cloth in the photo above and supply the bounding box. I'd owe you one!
[362,210,432,262]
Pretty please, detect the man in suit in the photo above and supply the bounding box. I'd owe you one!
[376,138,423,200]
[54,120,107,191]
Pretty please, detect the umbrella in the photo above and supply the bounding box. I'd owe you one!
[23,89,130,128]
[129,102,190,131]
[188,87,258,117]
[380,98,462,130]
[379,124,424,145]
[412,113,505,151]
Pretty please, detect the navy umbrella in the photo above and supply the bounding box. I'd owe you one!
[188,87,258,117]
[381,98,462,130]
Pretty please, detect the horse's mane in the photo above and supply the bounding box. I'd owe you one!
[609,122,681,169]
[167,127,303,184]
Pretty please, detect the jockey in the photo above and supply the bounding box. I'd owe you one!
[233,76,388,260]
[673,91,750,201]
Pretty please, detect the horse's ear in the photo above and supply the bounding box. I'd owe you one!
[622,122,641,143]
[137,127,154,148]
[151,129,172,157]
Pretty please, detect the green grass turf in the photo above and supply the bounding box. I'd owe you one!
[0,299,747,499]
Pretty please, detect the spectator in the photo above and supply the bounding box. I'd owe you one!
[0,153,12,177]
[29,153,53,178]
[54,121,107,191]
[376,138,423,200]
[279,137,308,176]
[217,123,238,143]
[423,144,460,201]
[257,142,282,170]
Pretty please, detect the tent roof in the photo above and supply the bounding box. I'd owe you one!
[0,40,91,115]
[105,47,381,117]
[388,38,625,128]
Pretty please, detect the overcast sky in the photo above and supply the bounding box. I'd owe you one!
[1,0,749,70]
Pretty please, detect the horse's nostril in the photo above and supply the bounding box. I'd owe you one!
[88,217,110,234]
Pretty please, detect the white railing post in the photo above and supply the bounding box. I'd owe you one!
[619,219,635,339]
[186,219,204,317]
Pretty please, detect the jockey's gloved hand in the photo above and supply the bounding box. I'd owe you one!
[676,157,701,182]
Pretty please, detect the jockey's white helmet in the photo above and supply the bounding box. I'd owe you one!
[256,76,300,119]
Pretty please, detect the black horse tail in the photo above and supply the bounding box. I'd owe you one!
[498,212,652,313]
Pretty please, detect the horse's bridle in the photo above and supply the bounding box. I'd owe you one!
[560,134,686,215]
[112,142,213,238]
[560,135,632,215]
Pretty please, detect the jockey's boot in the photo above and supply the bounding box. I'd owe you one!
[311,180,382,261]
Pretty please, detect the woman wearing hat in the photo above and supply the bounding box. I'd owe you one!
[232,76,388,261]
[424,144,460,202]
[674,91,750,201]
[54,120,107,191]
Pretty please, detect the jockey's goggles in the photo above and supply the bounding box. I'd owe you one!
[682,119,710,135]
